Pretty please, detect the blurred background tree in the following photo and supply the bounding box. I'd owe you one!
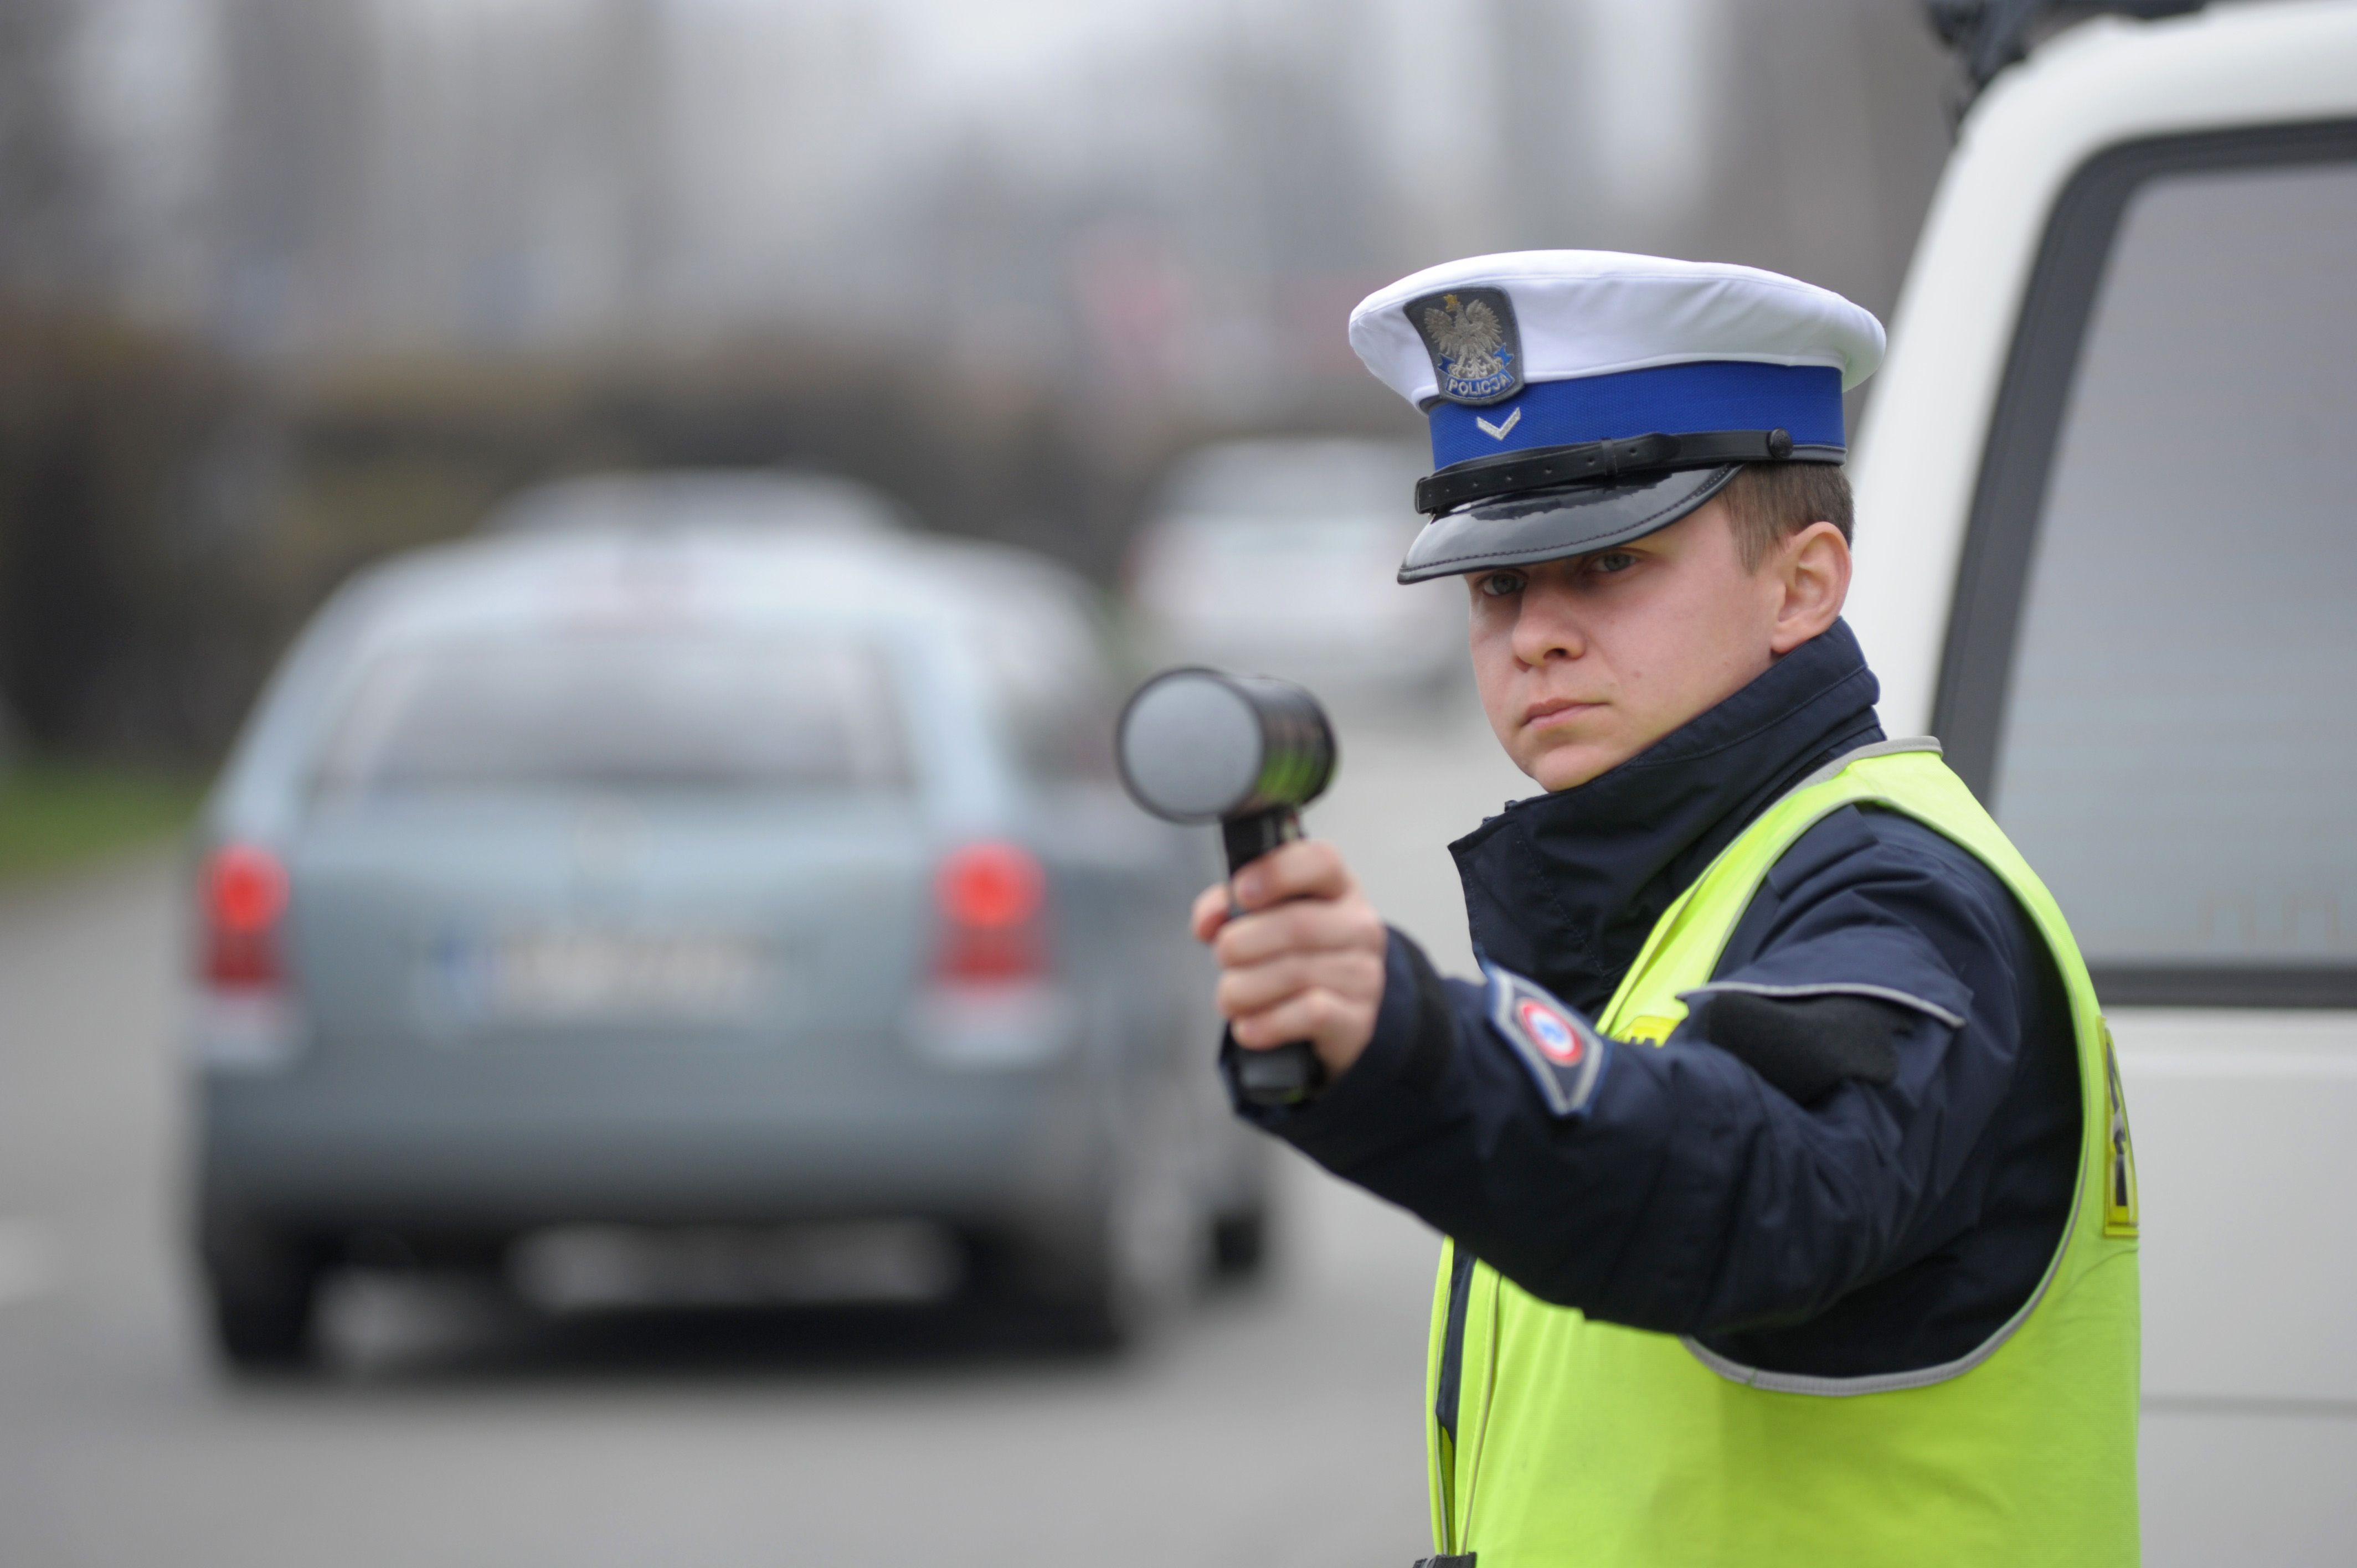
[0,0,1953,768]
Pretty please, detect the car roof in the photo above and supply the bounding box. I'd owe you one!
[1847,1,2357,733]
[333,481,1100,652]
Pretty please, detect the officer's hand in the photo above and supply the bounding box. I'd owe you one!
[1190,839,1387,1081]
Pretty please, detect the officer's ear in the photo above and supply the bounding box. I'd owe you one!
[1767,520,1849,656]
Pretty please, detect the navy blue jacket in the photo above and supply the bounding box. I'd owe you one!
[1232,621,2080,1385]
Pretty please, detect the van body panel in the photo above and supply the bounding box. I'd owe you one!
[1847,9,2357,1560]
[1848,3,2357,731]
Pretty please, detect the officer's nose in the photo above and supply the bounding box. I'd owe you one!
[1510,582,1587,668]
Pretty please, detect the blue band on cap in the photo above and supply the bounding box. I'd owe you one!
[1427,360,1845,471]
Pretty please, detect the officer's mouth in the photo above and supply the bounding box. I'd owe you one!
[1522,697,1605,733]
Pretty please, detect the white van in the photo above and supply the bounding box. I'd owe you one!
[1848,5,2357,1560]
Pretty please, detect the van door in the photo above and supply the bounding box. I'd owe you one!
[1938,123,2357,1566]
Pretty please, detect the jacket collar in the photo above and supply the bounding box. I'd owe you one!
[1448,618,1885,1014]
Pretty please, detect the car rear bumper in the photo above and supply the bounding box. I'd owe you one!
[197,1062,1109,1238]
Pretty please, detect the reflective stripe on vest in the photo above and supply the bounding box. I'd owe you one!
[1422,744,2140,1567]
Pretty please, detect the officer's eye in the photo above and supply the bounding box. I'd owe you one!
[1477,570,1525,599]
[1586,550,1638,576]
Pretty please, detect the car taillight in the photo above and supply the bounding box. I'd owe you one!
[933,842,1047,982]
[203,843,288,989]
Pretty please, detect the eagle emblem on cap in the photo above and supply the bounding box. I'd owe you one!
[1408,286,1522,405]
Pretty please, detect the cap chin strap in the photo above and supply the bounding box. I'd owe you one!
[1413,429,1839,518]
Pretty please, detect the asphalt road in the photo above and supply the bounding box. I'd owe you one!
[0,698,1529,1568]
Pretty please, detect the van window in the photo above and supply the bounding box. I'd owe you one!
[1988,156,2357,976]
[315,632,908,796]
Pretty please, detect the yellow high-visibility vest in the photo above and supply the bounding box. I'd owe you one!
[1425,742,2139,1566]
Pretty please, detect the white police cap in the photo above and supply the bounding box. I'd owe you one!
[1347,251,1885,582]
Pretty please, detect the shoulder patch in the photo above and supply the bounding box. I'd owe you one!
[1484,963,1609,1117]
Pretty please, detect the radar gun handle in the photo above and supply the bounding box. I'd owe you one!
[1222,806,1327,1108]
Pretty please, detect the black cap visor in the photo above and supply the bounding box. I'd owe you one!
[1396,465,1739,584]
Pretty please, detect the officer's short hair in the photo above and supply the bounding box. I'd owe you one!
[1718,462,1854,569]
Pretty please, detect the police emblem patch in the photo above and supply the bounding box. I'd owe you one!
[1517,998,1583,1066]
[1407,287,1522,406]
[1486,964,1608,1117]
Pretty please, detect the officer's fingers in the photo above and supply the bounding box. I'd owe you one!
[1230,838,1355,911]
[1190,880,1236,943]
[1216,948,1386,1022]
[1230,984,1377,1058]
[1213,894,1386,969]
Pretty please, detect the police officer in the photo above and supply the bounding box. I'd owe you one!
[1191,252,2139,1566]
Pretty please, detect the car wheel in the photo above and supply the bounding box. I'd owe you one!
[1057,1085,1204,1351]
[202,1223,325,1371]
[1210,1203,1270,1280]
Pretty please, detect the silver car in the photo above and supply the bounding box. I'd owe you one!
[188,472,1265,1368]
[1127,439,1465,702]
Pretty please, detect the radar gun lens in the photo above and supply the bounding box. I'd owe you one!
[1115,668,1335,824]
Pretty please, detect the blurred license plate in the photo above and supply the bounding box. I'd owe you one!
[493,930,765,1020]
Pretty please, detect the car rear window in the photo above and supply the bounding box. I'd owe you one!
[313,632,908,795]
[1988,154,2357,974]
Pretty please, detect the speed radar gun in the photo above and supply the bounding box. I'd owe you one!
[1116,668,1337,1108]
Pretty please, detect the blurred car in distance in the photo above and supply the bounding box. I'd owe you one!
[1126,439,1464,703]
[188,471,1263,1368]
[1847,6,2357,1560]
